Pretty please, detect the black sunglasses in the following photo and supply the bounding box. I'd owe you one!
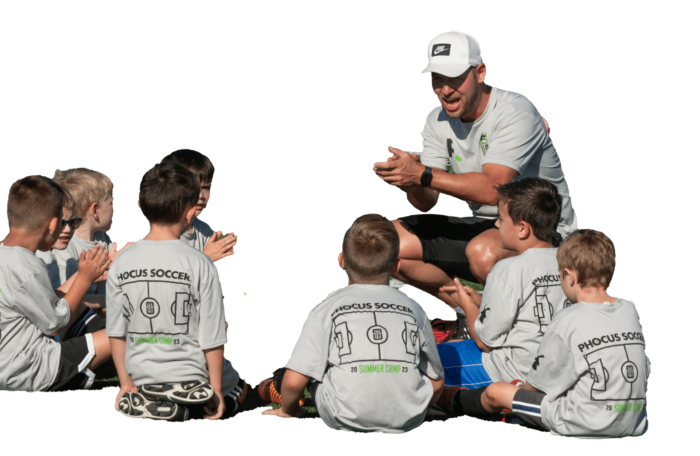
[61,217,82,230]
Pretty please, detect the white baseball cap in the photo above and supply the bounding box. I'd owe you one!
[422,31,482,78]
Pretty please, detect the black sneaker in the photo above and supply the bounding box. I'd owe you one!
[118,392,189,421]
[139,381,214,405]
[448,312,470,340]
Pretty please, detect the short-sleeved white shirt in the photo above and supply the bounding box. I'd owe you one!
[420,87,577,237]
[0,246,70,390]
[527,299,650,437]
[286,284,444,433]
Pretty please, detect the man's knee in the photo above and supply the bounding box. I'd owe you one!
[393,219,422,260]
[465,236,498,275]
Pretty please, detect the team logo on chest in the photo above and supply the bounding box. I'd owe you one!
[479,133,489,156]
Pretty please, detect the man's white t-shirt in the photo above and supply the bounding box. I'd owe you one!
[420,87,577,237]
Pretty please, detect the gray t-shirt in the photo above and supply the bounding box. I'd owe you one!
[35,250,62,289]
[286,284,444,433]
[475,248,569,382]
[0,246,70,391]
[527,299,649,437]
[180,217,214,252]
[52,231,113,294]
[106,240,238,395]
[420,87,577,237]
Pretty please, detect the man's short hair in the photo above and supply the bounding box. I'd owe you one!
[342,214,399,283]
[7,176,68,231]
[496,177,562,242]
[139,163,200,225]
[161,149,215,185]
[557,229,615,289]
[53,168,113,219]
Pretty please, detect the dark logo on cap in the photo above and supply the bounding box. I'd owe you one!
[432,43,451,56]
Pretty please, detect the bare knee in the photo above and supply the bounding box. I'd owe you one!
[393,219,422,260]
[482,382,510,411]
[466,238,497,281]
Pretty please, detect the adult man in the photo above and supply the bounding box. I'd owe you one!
[374,31,577,338]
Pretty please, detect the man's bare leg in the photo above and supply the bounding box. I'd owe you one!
[392,220,459,308]
[465,228,517,284]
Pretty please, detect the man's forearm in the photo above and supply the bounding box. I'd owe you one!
[430,170,500,206]
[407,186,439,212]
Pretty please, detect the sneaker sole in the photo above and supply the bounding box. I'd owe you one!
[118,392,189,421]
[139,381,214,405]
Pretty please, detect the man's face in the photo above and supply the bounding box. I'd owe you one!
[195,181,211,217]
[52,206,76,250]
[495,201,520,251]
[431,68,480,120]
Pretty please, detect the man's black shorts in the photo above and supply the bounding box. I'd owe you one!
[399,214,497,282]
[48,334,96,392]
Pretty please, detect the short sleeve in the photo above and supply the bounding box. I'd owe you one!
[419,111,450,171]
[526,329,579,398]
[13,273,70,335]
[286,311,329,382]
[195,219,215,247]
[482,110,548,175]
[474,274,519,347]
[418,315,444,380]
[196,269,227,350]
[106,266,128,337]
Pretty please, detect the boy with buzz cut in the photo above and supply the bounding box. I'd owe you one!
[52,168,131,297]
[0,176,113,392]
[261,214,445,433]
[475,230,650,437]
[160,149,237,262]
[435,177,569,407]
[107,163,248,422]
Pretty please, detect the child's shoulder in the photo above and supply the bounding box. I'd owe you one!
[311,285,425,319]
[0,246,47,279]
[550,298,640,334]
[193,217,214,236]
[94,231,112,245]
[490,247,558,277]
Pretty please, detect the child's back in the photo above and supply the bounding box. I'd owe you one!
[474,248,568,382]
[0,245,69,390]
[106,239,238,392]
[527,298,649,437]
[288,284,442,432]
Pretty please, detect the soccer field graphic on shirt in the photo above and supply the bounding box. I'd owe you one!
[584,343,647,401]
[121,280,193,335]
[332,311,420,365]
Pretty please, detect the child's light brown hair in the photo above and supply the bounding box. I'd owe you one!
[342,214,399,284]
[7,176,70,231]
[53,168,113,219]
[557,229,616,288]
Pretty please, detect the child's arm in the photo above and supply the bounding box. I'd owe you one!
[203,231,237,262]
[440,278,492,351]
[203,345,226,420]
[262,369,309,418]
[429,377,445,407]
[109,336,138,410]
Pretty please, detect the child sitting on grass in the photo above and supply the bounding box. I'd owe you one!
[160,149,237,261]
[107,163,247,421]
[472,230,650,437]
[261,214,444,433]
[436,177,569,396]
[0,176,112,391]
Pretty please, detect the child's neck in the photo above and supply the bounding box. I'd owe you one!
[572,286,616,305]
[2,229,44,253]
[74,221,102,242]
[347,278,390,286]
[144,223,185,241]
[513,237,552,255]
[184,217,195,233]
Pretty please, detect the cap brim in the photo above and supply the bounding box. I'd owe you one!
[422,63,472,78]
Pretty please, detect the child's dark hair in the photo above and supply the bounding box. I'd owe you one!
[557,229,615,288]
[139,163,200,225]
[7,176,69,231]
[160,149,215,185]
[496,177,562,243]
[342,214,399,284]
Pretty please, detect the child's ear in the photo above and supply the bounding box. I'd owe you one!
[86,202,98,219]
[338,253,345,270]
[563,268,578,286]
[137,200,141,208]
[48,216,59,235]
[391,259,401,276]
[518,221,531,240]
[184,206,197,224]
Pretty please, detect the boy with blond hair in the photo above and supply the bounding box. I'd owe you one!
[435,178,569,401]
[52,168,130,296]
[107,163,247,421]
[475,230,650,437]
[0,176,112,391]
[160,149,237,261]
[261,214,444,433]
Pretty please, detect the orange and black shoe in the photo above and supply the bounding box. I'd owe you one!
[257,379,305,407]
